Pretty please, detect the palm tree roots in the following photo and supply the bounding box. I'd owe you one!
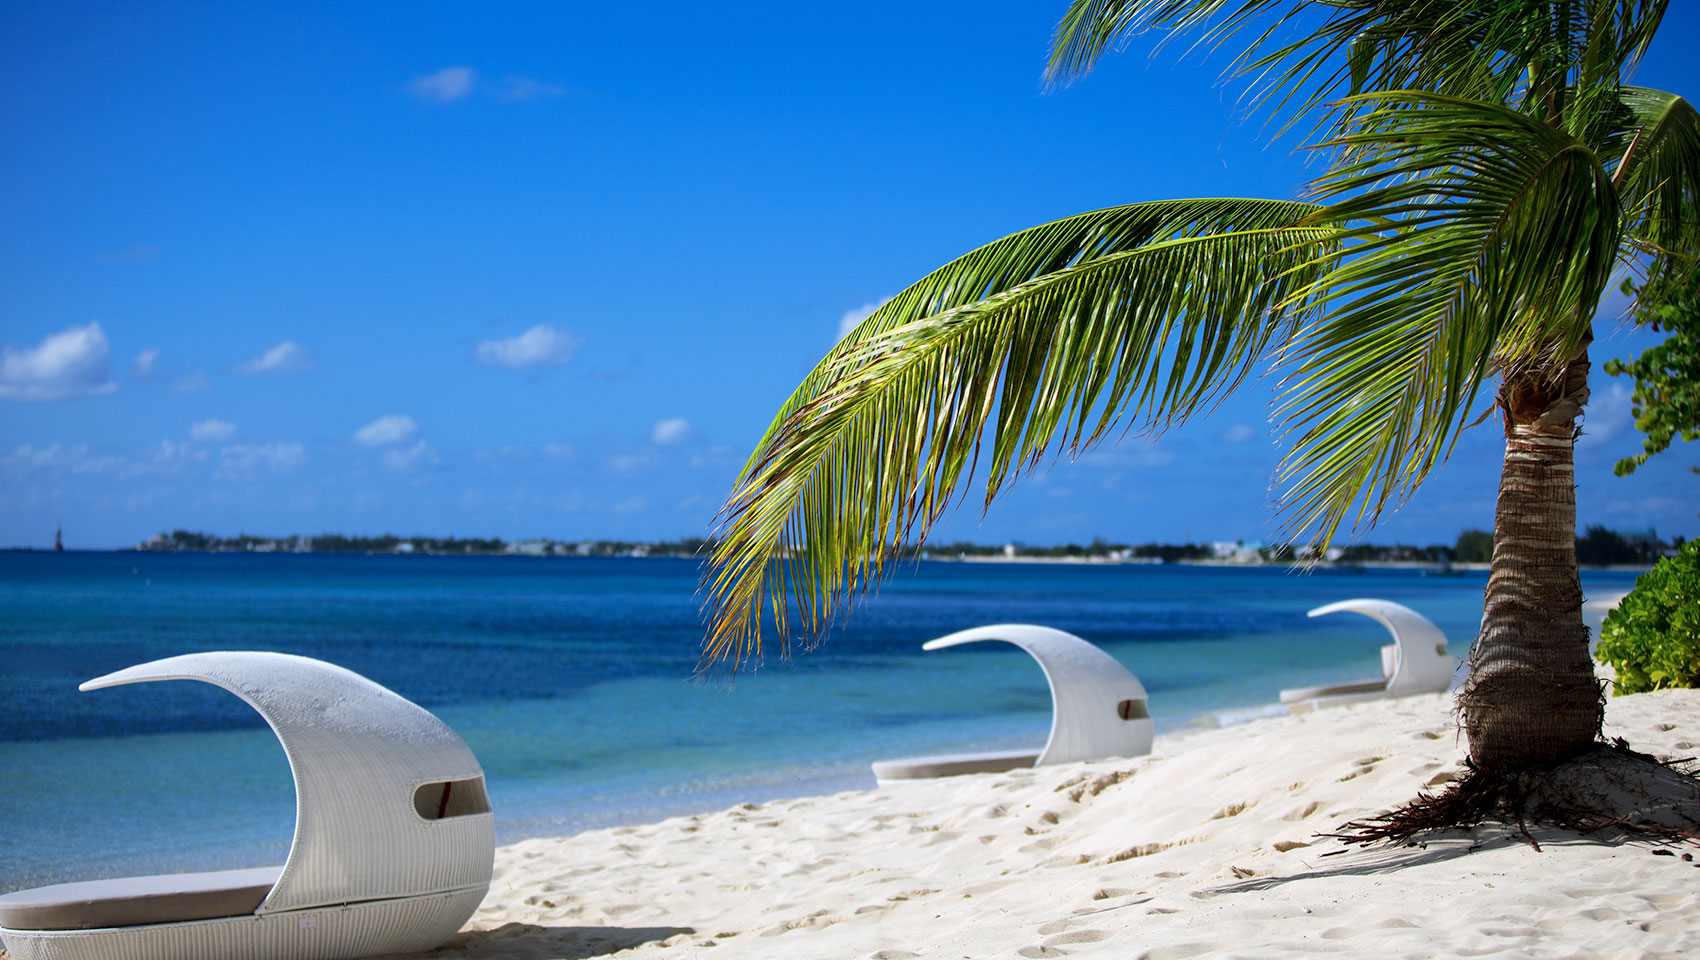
[1331,740,1700,850]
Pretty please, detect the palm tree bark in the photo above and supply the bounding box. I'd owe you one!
[1460,346,1603,771]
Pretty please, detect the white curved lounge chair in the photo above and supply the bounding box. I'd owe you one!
[871,625,1154,785]
[0,652,494,960]
[1279,599,1455,714]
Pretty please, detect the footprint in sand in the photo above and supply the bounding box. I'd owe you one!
[1046,929,1112,945]
[1282,801,1322,822]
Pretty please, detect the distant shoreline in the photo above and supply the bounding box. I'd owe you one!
[930,554,1655,573]
[3,547,1656,575]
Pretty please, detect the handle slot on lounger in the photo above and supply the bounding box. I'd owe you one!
[413,777,491,820]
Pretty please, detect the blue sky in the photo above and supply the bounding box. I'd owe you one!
[4,1,1698,550]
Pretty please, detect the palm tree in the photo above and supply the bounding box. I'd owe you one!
[703,1,1699,781]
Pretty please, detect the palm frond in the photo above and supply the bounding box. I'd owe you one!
[1047,1,1669,140]
[1273,91,1622,542]
[1609,87,1700,275]
[703,199,1333,672]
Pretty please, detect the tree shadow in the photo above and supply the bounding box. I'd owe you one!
[1214,827,1643,897]
[414,923,697,959]
[1074,827,1653,924]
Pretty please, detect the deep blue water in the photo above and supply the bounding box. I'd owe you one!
[0,551,1640,892]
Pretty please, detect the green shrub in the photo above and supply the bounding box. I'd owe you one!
[1596,540,1700,695]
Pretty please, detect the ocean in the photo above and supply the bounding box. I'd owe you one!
[0,550,1641,893]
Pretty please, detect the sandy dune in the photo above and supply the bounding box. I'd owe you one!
[436,687,1700,959]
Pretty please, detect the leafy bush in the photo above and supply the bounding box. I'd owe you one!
[1596,540,1700,695]
[1604,262,1700,478]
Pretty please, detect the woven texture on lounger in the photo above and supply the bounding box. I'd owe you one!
[874,625,1153,783]
[0,651,494,960]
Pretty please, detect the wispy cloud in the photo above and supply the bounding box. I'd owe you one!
[0,322,117,401]
[499,75,568,102]
[239,340,310,374]
[383,440,437,471]
[837,298,891,341]
[1218,423,1257,445]
[688,444,734,470]
[1078,442,1177,470]
[410,66,476,103]
[613,496,647,514]
[474,324,582,368]
[189,419,237,442]
[353,414,419,447]
[606,453,651,475]
[171,371,211,393]
[96,244,162,264]
[651,418,691,446]
[218,442,306,476]
[3,440,202,479]
[132,348,160,378]
[1579,382,1634,448]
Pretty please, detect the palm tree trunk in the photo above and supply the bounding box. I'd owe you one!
[1459,346,1602,771]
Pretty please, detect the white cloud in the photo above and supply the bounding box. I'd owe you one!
[1580,382,1634,447]
[132,348,160,378]
[613,496,647,514]
[171,371,211,393]
[499,75,567,102]
[239,340,310,374]
[542,442,575,460]
[219,442,306,476]
[411,66,477,103]
[1219,423,1257,445]
[474,324,582,368]
[189,419,238,442]
[0,323,117,400]
[353,414,419,447]
[837,298,892,340]
[384,440,438,471]
[651,418,691,445]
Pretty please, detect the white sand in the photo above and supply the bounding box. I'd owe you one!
[438,689,1700,959]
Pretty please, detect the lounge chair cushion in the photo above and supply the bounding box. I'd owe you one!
[1278,679,1388,705]
[871,749,1040,782]
[0,865,279,931]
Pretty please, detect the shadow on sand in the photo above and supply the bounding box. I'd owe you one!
[419,923,696,959]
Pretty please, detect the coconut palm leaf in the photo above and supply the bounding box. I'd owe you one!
[1048,1,1669,139]
[1609,87,1700,272]
[1272,92,1621,539]
[741,201,1299,479]
[703,199,1334,671]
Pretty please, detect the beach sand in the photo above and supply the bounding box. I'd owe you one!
[435,686,1699,959]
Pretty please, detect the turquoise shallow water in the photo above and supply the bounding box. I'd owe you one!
[0,551,1640,892]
